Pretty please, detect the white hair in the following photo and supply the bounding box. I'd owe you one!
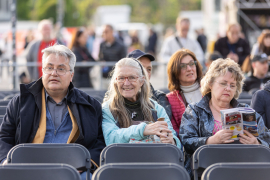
[42,44,76,72]
[38,19,53,31]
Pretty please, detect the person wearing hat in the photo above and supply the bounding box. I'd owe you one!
[243,53,270,92]
[127,49,172,119]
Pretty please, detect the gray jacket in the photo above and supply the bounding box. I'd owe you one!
[180,93,270,176]
[25,40,41,81]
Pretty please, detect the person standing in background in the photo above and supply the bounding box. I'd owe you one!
[25,19,59,81]
[146,28,158,56]
[196,28,207,54]
[70,28,95,88]
[99,25,126,81]
[160,17,204,64]
[214,23,250,66]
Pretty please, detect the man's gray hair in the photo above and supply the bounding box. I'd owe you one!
[42,44,76,72]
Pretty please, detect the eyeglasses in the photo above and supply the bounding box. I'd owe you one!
[215,81,236,90]
[43,67,72,76]
[180,61,197,70]
[116,76,139,83]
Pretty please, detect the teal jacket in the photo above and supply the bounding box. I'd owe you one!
[102,99,182,150]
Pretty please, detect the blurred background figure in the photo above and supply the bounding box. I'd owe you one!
[164,27,175,39]
[99,24,126,86]
[19,72,31,84]
[24,29,35,49]
[214,23,250,67]
[145,28,158,56]
[243,53,270,92]
[160,17,204,64]
[128,30,143,53]
[86,25,96,56]
[25,19,59,81]
[196,28,207,54]
[205,51,223,69]
[251,29,270,57]
[70,28,95,88]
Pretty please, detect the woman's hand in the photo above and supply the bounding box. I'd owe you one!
[239,130,260,144]
[206,129,234,144]
[160,132,175,145]
[143,121,172,138]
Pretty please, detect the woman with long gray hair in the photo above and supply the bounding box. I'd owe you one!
[102,58,181,148]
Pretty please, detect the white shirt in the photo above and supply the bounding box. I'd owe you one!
[180,81,202,104]
[159,34,204,64]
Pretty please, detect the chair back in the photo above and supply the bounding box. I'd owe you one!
[100,143,184,166]
[192,144,270,180]
[202,162,270,180]
[92,163,190,180]
[0,163,80,180]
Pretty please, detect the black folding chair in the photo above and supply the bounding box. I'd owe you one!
[202,162,270,180]
[100,143,184,166]
[0,163,80,180]
[92,163,190,180]
[7,143,91,180]
[192,144,270,180]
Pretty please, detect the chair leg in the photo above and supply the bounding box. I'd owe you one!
[86,169,90,180]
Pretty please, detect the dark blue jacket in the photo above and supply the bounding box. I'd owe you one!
[251,80,270,129]
[0,78,106,166]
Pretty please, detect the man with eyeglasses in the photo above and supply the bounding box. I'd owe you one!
[0,45,105,179]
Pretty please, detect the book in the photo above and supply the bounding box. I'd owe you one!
[220,107,259,140]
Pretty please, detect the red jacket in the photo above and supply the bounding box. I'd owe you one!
[166,90,187,136]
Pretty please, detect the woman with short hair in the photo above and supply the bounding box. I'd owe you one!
[102,58,181,148]
[179,58,270,175]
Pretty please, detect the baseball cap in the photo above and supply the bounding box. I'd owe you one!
[127,49,155,61]
[251,53,269,62]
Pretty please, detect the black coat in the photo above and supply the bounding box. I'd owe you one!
[0,78,106,166]
[214,36,250,66]
[251,80,270,129]
[72,46,95,88]
[243,75,270,92]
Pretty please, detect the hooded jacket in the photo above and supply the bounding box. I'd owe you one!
[251,80,270,129]
[0,78,106,166]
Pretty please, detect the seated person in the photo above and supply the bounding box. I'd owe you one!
[102,58,181,149]
[243,53,270,92]
[205,51,223,69]
[251,80,270,129]
[0,45,106,179]
[127,49,172,119]
[166,49,203,136]
[179,58,270,177]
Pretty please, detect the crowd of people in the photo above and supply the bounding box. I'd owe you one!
[0,15,270,180]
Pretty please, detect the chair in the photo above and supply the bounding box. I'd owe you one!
[92,163,190,180]
[237,98,251,105]
[7,143,91,180]
[192,144,270,180]
[0,106,7,116]
[0,100,10,106]
[238,92,252,99]
[0,163,80,180]
[201,162,270,180]
[100,143,184,166]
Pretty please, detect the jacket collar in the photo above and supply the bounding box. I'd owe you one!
[21,77,91,106]
[196,93,240,114]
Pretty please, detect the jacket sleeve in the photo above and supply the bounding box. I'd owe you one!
[155,92,172,120]
[102,104,147,145]
[0,96,19,162]
[251,90,267,126]
[179,104,209,155]
[255,112,270,147]
[86,98,106,168]
[154,101,182,150]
